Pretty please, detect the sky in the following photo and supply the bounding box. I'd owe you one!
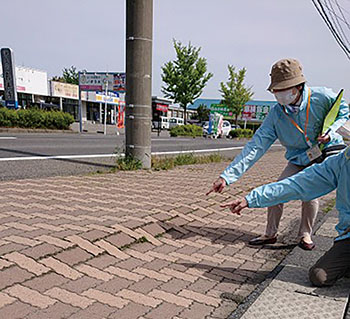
[1,0,349,101]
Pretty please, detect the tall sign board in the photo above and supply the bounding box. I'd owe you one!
[1,48,18,108]
[77,71,125,133]
[79,72,125,92]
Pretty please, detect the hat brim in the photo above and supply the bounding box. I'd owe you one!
[268,75,306,92]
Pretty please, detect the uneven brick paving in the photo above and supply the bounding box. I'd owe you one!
[0,150,335,319]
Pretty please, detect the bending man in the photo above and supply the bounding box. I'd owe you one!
[208,58,349,250]
[221,141,350,287]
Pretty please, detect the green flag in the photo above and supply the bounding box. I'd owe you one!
[322,89,344,134]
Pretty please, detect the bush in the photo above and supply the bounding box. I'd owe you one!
[170,124,202,137]
[115,155,143,171]
[229,128,253,138]
[237,121,261,132]
[0,107,19,127]
[0,108,74,130]
[151,153,224,171]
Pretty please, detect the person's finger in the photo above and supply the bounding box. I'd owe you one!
[230,206,241,215]
[232,202,246,214]
[221,200,239,209]
[220,202,233,208]
[206,188,214,196]
[231,206,241,214]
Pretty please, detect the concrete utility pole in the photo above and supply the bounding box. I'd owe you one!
[125,0,153,168]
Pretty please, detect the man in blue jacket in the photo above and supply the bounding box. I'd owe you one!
[207,58,349,250]
[221,137,350,287]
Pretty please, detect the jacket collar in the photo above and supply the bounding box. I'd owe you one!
[298,84,309,112]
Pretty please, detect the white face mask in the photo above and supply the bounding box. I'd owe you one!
[274,88,299,106]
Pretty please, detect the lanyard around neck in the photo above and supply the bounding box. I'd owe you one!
[282,88,312,147]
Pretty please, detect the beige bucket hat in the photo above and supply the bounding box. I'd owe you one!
[267,58,306,92]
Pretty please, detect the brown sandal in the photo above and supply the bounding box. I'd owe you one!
[298,239,315,251]
[249,236,277,246]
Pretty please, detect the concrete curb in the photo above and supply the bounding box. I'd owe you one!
[229,201,350,319]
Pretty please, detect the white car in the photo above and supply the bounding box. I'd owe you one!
[169,117,184,129]
[152,116,169,130]
[203,120,233,137]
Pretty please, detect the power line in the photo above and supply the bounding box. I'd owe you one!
[311,0,350,59]
[323,0,350,47]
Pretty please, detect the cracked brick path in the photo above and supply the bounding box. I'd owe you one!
[0,150,335,319]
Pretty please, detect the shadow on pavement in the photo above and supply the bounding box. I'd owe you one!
[0,147,116,169]
[180,262,270,284]
[161,221,298,251]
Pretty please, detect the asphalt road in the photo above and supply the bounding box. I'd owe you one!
[0,132,266,181]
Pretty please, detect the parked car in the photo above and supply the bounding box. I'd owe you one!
[231,124,241,130]
[169,117,184,129]
[152,116,169,130]
[203,120,233,138]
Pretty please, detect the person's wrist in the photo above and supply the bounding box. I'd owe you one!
[219,176,227,185]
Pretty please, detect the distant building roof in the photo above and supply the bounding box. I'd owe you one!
[188,98,276,110]
[188,98,221,110]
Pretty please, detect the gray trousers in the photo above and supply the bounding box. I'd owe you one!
[309,238,350,286]
[265,162,319,239]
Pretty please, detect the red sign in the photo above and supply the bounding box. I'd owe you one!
[155,103,168,112]
[242,111,252,120]
[117,105,125,129]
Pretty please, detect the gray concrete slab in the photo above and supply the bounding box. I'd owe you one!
[271,265,350,302]
[235,209,350,319]
[241,286,347,319]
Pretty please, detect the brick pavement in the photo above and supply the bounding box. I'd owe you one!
[0,150,335,319]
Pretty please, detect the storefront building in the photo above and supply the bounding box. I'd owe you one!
[0,64,49,108]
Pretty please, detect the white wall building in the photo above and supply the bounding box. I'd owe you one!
[0,64,48,107]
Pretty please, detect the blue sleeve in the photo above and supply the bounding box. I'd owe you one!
[245,152,342,208]
[220,110,277,185]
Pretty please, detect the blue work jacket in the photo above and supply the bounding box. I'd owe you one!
[246,147,350,242]
[221,85,349,185]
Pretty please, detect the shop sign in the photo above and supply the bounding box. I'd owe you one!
[51,81,78,99]
[155,103,168,112]
[210,104,234,118]
[79,72,125,92]
[1,48,18,108]
[242,104,271,121]
[95,91,120,104]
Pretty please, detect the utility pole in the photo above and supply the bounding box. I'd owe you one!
[125,0,153,169]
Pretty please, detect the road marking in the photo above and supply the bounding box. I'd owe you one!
[151,138,193,142]
[0,145,283,162]
[0,137,17,140]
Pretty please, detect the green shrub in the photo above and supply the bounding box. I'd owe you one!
[174,153,196,166]
[115,155,143,171]
[17,108,45,128]
[151,153,224,171]
[151,156,175,170]
[170,124,202,137]
[0,108,74,130]
[237,121,261,132]
[229,128,253,138]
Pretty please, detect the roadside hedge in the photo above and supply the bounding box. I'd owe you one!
[0,107,74,130]
[170,124,202,137]
[237,121,261,132]
[229,128,253,138]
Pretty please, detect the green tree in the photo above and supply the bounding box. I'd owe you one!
[220,65,254,125]
[161,40,213,124]
[51,66,79,85]
[195,103,210,122]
